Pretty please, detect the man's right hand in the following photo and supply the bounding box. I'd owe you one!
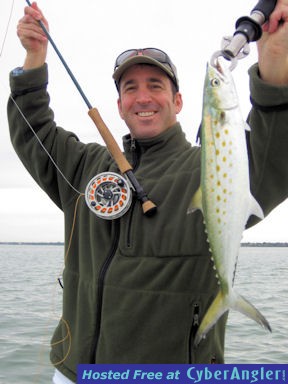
[17,1,49,70]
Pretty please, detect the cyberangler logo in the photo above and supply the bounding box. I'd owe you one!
[187,366,286,384]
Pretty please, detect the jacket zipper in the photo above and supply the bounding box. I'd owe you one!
[92,219,120,361]
[130,138,140,170]
[126,138,140,248]
[188,303,200,363]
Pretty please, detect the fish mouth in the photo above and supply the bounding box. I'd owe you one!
[215,60,224,75]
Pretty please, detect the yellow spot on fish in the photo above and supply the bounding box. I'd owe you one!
[222,141,226,147]
[217,181,221,187]
[215,132,220,139]
[216,149,220,156]
[216,165,221,172]
[223,189,227,194]
[217,195,221,201]
[223,156,227,162]
[223,173,227,178]
[225,129,229,135]
[218,218,221,224]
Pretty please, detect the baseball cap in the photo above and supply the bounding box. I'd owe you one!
[113,48,179,91]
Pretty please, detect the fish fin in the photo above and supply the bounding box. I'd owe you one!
[194,290,228,346]
[249,195,264,220]
[187,187,203,214]
[231,291,272,333]
[194,289,272,346]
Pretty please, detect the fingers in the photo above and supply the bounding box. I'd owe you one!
[17,15,47,42]
[264,1,288,33]
[17,1,49,50]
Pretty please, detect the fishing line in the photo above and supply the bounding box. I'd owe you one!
[0,0,15,58]
[25,0,157,219]
[9,89,82,365]
[0,2,81,372]
[9,93,83,196]
[0,0,82,195]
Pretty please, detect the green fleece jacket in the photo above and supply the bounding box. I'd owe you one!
[8,63,288,382]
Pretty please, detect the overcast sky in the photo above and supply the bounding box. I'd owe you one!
[0,0,288,242]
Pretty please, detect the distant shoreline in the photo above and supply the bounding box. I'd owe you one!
[0,242,288,247]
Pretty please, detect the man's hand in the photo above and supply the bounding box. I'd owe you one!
[17,2,49,70]
[257,0,288,85]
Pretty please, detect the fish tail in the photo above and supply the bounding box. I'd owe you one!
[231,291,272,333]
[194,290,228,346]
[194,289,272,346]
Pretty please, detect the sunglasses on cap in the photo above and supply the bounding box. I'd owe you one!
[113,48,179,91]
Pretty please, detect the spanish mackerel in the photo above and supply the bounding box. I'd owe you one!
[188,59,271,346]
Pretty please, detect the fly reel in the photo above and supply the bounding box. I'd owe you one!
[85,172,132,219]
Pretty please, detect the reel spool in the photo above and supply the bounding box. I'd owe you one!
[85,172,132,220]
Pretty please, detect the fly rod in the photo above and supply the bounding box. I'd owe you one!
[25,0,157,217]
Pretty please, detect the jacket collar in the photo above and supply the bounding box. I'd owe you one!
[122,122,191,156]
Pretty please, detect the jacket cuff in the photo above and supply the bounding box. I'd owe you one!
[9,63,48,96]
[249,63,288,111]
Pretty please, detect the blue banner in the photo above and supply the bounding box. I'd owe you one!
[77,364,287,384]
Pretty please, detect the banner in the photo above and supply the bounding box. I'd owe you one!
[77,364,287,384]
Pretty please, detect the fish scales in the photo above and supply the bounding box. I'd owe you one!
[188,60,271,346]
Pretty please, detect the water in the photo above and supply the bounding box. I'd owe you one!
[0,245,287,383]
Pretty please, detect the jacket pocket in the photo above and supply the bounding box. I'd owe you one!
[96,286,194,363]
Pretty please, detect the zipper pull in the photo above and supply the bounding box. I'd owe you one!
[193,303,200,327]
[131,138,136,151]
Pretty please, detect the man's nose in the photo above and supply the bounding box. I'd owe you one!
[135,88,152,103]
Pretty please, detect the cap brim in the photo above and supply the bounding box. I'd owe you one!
[113,55,176,88]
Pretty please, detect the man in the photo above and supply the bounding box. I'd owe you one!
[8,1,288,383]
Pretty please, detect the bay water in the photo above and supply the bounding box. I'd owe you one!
[0,244,287,383]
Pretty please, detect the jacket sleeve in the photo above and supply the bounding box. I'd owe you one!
[7,64,108,211]
[247,63,288,225]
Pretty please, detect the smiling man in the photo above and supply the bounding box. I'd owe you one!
[7,2,288,384]
[113,49,183,139]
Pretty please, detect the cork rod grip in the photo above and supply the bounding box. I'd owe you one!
[88,107,132,174]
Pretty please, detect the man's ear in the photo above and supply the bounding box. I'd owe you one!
[117,97,124,120]
[175,92,183,114]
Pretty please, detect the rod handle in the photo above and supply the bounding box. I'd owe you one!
[88,108,132,174]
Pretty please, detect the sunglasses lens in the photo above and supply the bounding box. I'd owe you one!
[114,48,178,90]
[115,49,138,67]
[115,49,169,68]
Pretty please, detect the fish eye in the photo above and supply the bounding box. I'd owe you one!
[211,78,220,87]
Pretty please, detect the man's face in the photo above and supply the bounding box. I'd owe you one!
[117,64,183,139]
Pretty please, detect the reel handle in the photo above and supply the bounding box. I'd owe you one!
[88,108,157,216]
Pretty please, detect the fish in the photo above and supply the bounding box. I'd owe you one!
[188,59,271,346]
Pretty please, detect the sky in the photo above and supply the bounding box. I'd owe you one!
[0,0,287,242]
